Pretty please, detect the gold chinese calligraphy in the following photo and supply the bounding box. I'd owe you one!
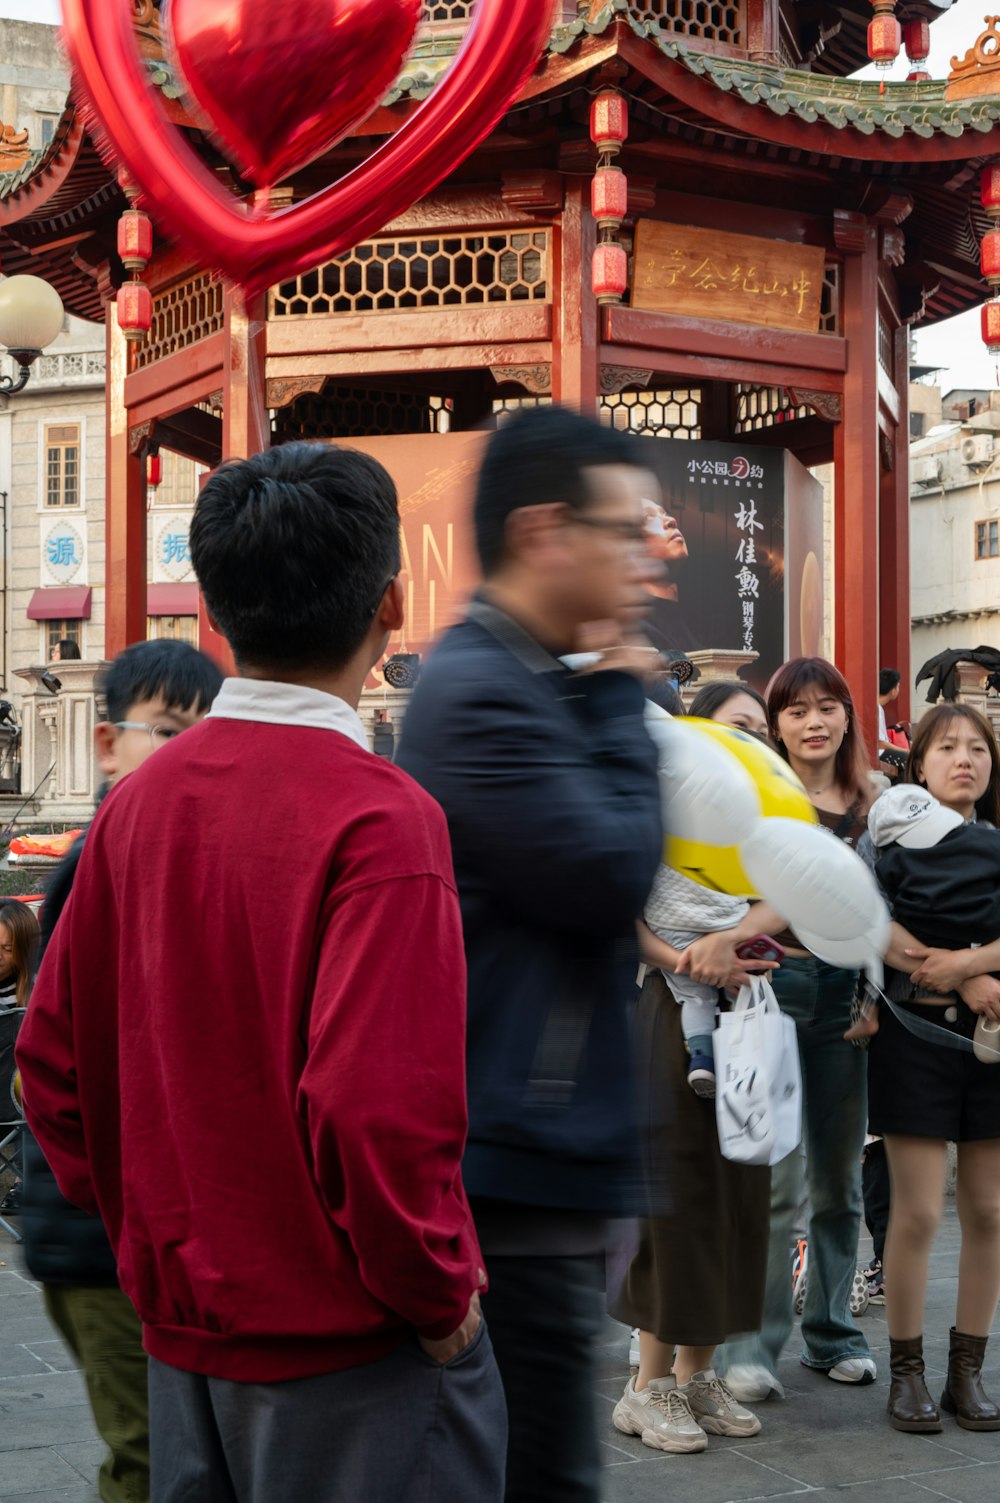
[631,221,827,334]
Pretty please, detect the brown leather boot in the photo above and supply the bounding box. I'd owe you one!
[888,1337,942,1432]
[940,1327,1000,1430]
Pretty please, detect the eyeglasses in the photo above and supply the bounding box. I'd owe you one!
[114,722,184,751]
[572,516,649,549]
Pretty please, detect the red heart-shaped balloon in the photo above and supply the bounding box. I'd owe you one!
[63,0,555,299]
[167,0,423,191]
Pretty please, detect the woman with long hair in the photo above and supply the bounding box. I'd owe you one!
[867,703,1000,1433]
[609,681,776,1456]
[720,657,876,1400]
[0,900,39,1011]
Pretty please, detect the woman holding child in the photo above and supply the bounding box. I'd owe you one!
[864,704,1000,1434]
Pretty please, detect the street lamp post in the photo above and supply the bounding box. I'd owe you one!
[0,275,66,394]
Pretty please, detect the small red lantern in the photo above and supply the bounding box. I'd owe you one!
[593,242,628,304]
[591,167,628,227]
[146,452,162,489]
[117,209,153,271]
[982,165,1000,214]
[590,91,628,153]
[982,229,1000,282]
[868,12,901,69]
[983,298,1000,357]
[903,18,930,62]
[117,281,152,341]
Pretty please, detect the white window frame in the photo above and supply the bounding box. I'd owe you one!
[37,416,87,513]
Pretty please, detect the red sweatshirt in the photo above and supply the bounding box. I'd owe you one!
[17,700,482,1382]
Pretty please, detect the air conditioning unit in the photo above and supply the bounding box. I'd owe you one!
[961,434,994,466]
[910,455,941,486]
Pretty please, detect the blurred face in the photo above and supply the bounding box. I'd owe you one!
[774,684,848,774]
[94,693,207,785]
[0,921,13,981]
[562,464,661,629]
[915,717,993,817]
[712,691,768,739]
[49,644,61,662]
[641,499,688,563]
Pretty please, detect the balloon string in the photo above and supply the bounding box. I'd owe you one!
[864,979,1000,1057]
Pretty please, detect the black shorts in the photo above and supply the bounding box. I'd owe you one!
[868,998,1000,1142]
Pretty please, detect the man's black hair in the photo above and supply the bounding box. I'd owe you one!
[879,668,901,697]
[474,406,651,576]
[189,442,401,672]
[97,640,224,727]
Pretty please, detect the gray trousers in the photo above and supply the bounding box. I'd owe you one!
[148,1323,506,1503]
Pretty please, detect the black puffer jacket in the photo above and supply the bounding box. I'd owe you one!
[20,829,119,1285]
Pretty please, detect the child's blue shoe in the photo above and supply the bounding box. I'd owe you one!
[687,1052,716,1098]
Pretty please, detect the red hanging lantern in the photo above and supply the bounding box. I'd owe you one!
[868,1,901,70]
[591,167,628,228]
[117,208,153,271]
[117,281,152,340]
[983,165,1000,214]
[590,91,628,154]
[982,229,1000,282]
[903,17,930,79]
[983,297,1000,358]
[593,242,628,304]
[146,452,162,489]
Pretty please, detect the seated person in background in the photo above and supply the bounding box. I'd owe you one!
[49,639,81,663]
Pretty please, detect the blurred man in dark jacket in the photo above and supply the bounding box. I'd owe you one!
[397,406,663,1502]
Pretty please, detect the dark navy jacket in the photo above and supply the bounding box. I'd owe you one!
[397,600,662,1214]
[20,829,119,1286]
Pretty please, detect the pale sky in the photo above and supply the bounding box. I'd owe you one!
[0,0,991,394]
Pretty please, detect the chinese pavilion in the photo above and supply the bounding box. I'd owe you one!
[0,0,995,728]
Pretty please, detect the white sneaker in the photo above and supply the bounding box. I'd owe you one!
[628,1328,640,1368]
[827,1356,877,1384]
[723,1362,784,1403]
[613,1376,708,1453]
[680,1369,762,1437]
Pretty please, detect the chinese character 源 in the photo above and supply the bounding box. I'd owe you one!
[46,535,79,569]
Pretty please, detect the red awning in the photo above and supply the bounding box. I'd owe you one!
[26,586,92,621]
[147,584,199,617]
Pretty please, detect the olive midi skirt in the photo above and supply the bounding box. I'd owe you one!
[609,970,771,1348]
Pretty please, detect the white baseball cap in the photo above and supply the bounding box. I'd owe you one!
[867,784,965,850]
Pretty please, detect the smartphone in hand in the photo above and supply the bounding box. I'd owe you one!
[734,936,785,964]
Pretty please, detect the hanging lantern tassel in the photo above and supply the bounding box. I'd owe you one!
[903,18,931,82]
[589,90,630,305]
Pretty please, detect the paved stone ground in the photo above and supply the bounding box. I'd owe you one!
[1,1205,998,1502]
[598,1208,1000,1503]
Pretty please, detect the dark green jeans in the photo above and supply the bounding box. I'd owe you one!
[45,1284,149,1503]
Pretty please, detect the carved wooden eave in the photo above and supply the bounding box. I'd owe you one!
[946,15,1000,102]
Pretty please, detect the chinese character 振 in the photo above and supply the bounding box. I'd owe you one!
[162,532,191,567]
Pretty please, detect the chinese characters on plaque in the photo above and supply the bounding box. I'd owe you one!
[631,222,827,333]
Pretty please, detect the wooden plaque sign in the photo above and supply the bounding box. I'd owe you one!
[631,221,826,333]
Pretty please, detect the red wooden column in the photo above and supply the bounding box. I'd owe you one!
[879,322,911,720]
[833,213,880,750]
[105,303,147,658]
[197,288,268,672]
[552,178,599,414]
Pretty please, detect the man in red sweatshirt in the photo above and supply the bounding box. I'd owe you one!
[17,443,503,1503]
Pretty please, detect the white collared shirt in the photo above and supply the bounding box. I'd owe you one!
[207,677,369,752]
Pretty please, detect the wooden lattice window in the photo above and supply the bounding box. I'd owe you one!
[600,389,702,439]
[147,616,198,644]
[273,388,451,443]
[46,620,83,658]
[820,265,840,334]
[734,385,810,434]
[271,231,550,318]
[133,273,225,370]
[45,424,80,507]
[628,1,744,47]
[420,0,473,20]
[492,397,553,427]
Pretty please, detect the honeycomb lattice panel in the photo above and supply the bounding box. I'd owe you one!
[271,231,550,318]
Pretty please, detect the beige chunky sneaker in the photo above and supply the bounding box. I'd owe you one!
[612,1376,708,1453]
[679,1369,763,1437]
